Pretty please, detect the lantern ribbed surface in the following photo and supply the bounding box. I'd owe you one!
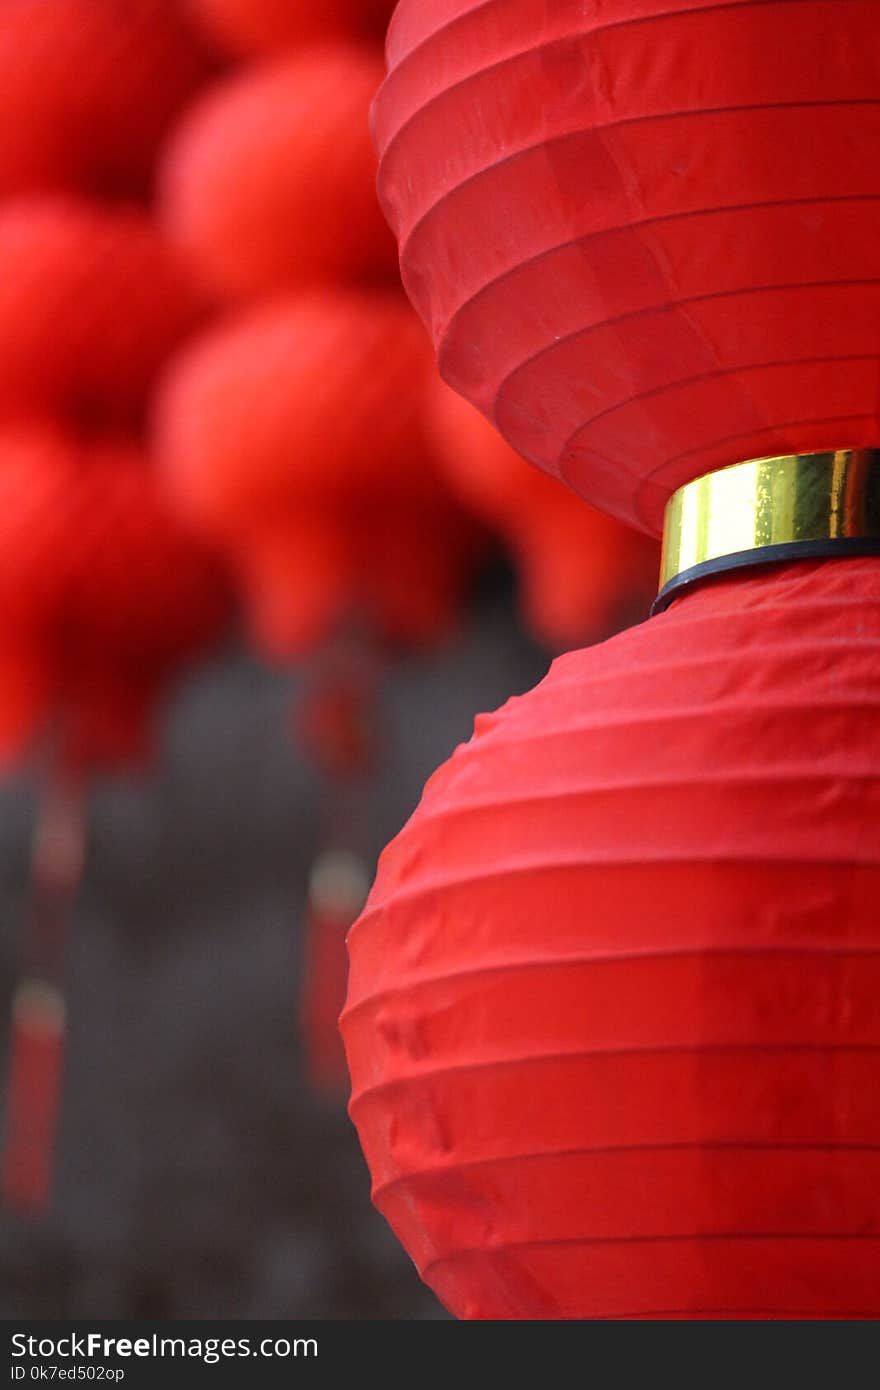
[343,557,880,1320]
[373,0,880,533]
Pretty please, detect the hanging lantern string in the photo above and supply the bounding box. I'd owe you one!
[1,746,86,1214]
[295,623,383,786]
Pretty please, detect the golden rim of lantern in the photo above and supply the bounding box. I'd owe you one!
[654,449,880,613]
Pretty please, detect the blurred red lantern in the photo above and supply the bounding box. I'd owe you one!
[185,0,396,56]
[159,44,397,301]
[0,424,230,772]
[429,382,659,648]
[0,197,201,429]
[0,0,207,198]
[155,288,476,656]
[373,0,880,534]
[0,428,71,764]
[344,557,880,1320]
[343,0,880,1321]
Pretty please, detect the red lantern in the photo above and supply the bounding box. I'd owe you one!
[0,427,71,764]
[373,0,880,534]
[185,0,396,55]
[343,0,880,1320]
[159,44,397,301]
[429,381,659,648]
[0,197,201,428]
[0,0,207,198]
[344,556,880,1320]
[154,288,476,656]
[0,424,230,771]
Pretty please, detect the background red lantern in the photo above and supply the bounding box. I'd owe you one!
[0,0,208,199]
[0,423,230,775]
[159,44,397,301]
[0,197,201,428]
[184,0,396,56]
[343,0,880,1320]
[154,287,476,656]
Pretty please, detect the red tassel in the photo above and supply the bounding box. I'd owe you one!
[2,981,65,1211]
[301,850,368,1095]
[2,765,84,1214]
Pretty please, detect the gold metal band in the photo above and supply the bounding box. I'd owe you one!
[655,449,880,612]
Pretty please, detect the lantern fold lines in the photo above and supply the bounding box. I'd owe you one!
[343,558,880,1320]
[373,0,880,533]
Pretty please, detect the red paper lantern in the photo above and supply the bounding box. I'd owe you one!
[429,381,659,647]
[344,556,880,1320]
[0,424,230,772]
[0,0,207,198]
[185,0,396,56]
[0,197,201,428]
[159,44,397,301]
[154,288,476,655]
[373,0,880,534]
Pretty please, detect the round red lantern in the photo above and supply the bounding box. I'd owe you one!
[373,0,880,534]
[0,423,230,771]
[0,197,201,428]
[185,0,396,56]
[429,381,659,648]
[0,0,207,198]
[154,288,476,656]
[344,551,880,1320]
[159,44,397,301]
[0,426,71,764]
[343,0,880,1321]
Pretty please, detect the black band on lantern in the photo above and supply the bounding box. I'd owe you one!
[652,535,880,615]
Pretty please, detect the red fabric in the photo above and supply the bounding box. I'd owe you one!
[0,0,207,198]
[429,381,659,647]
[374,0,880,533]
[343,558,880,1319]
[0,425,230,772]
[159,44,397,301]
[0,197,201,429]
[186,0,397,55]
[155,289,477,656]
